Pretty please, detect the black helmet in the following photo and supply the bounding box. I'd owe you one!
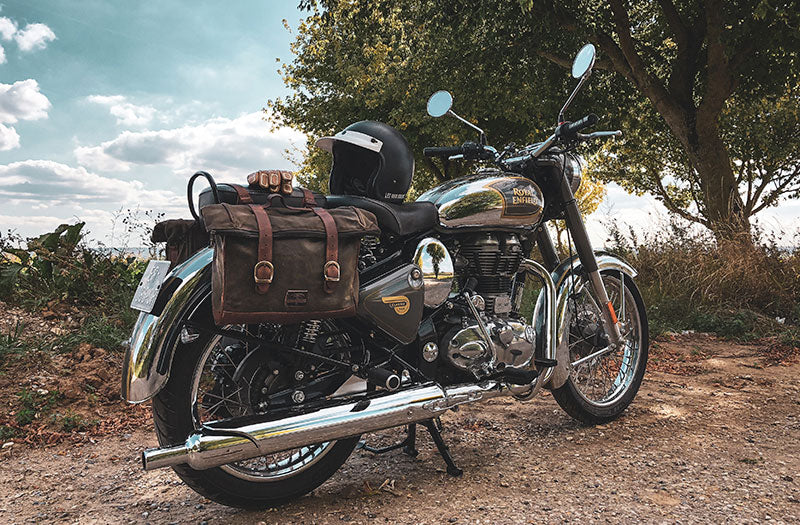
[316,120,414,204]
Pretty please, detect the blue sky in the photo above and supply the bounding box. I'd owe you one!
[0,1,305,243]
[0,1,797,247]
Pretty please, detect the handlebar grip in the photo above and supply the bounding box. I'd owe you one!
[561,114,598,137]
[423,146,464,157]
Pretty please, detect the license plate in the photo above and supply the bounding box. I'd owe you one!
[130,260,173,312]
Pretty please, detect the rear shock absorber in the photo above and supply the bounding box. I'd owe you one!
[299,319,322,345]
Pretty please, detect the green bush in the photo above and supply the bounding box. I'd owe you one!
[0,223,147,312]
[1,223,147,355]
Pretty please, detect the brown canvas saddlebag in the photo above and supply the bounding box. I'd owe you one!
[201,195,380,325]
[151,219,210,269]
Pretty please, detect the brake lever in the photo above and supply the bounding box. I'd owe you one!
[577,130,623,140]
[448,154,465,161]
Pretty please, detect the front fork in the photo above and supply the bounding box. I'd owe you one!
[553,174,623,346]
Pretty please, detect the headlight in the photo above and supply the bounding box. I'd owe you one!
[564,153,583,194]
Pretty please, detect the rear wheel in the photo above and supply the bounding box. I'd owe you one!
[552,271,648,425]
[152,296,360,509]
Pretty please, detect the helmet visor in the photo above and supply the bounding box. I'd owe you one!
[329,141,381,196]
[316,129,383,153]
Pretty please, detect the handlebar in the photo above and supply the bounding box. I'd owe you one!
[423,141,496,161]
[423,145,465,157]
[425,114,620,171]
[557,113,598,138]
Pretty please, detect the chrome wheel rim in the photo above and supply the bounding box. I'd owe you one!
[190,328,335,482]
[567,274,642,407]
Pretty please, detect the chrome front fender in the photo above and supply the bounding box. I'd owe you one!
[122,248,213,404]
[536,252,637,390]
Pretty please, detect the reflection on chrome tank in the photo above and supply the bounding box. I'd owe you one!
[417,172,544,230]
[413,237,454,308]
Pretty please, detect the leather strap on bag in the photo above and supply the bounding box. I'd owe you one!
[311,207,340,294]
[249,204,274,294]
[230,184,254,204]
[302,188,316,207]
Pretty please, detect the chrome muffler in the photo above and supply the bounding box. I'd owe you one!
[142,381,514,471]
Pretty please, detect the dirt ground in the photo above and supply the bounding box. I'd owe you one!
[0,334,798,524]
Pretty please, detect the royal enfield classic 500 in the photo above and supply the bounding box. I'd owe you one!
[123,44,648,509]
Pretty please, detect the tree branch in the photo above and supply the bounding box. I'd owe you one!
[607,0,689,138]
[754,166,800,213]
[653,172,706,225]
[657,0,690,49]
[697,0,736,124]
[657,0,700,111]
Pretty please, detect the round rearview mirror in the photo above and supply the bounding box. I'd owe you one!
[572,43,596,79]
[427,90,453,118]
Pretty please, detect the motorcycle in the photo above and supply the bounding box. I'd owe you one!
[122,43,648,509]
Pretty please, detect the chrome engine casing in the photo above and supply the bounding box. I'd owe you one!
[447,315,535,375]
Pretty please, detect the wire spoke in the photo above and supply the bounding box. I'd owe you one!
[567,275,641,406]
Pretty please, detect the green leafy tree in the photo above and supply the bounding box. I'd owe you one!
[270,0,799,242]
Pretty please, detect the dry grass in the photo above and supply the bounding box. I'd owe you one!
[606,221,800,341]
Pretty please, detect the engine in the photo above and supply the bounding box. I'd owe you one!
[444,233,536,376]
[453,232,523,316]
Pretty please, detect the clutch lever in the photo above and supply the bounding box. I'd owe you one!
[448,154,465,161]
[577,130,623,140]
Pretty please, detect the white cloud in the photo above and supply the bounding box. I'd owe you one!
[0,122,20,151]
[0,43,5,64]
[0,79,51,123]
[75,112,304,176]
[0,17,16,40]
[0,160,183,210]
[14,22,56,52]
[0,79,51,150]
[0,160,189,244]
[87,95,157,127]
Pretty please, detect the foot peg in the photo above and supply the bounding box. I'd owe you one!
[499,367,539,386]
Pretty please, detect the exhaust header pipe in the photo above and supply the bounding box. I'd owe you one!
[142,381,514,471]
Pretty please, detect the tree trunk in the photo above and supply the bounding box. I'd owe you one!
[687,116,753,244]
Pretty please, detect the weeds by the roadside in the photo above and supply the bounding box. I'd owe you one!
[0,222,146,360]
[54,410,98,432]
[44,314,130,354]
[15,388,61,427]
[0,319,28,364]
[606,220,800,341]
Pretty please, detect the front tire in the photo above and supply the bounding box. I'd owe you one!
[552,271,649,425]
[152,293,359,509]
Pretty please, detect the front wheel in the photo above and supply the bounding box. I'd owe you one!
[152,293,360,509]
[552,270,648,425]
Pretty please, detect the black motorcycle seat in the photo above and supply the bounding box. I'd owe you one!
[199,183,438,236]
[326,195,439,236]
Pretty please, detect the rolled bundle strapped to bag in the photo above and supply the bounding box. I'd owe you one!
[201,189,380,324]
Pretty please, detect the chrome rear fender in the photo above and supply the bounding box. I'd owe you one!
[122,248,213,403]
[535,252,637,389]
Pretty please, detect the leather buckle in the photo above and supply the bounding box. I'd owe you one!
[323,260,340,282]
[254,261,274,284]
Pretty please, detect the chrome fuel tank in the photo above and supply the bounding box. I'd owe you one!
[417,173,544,230]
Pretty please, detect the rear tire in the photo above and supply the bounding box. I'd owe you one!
[552,271,648,425]
[152,294,359,509]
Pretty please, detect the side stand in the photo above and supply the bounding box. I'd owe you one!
[358,423,419,457]
[422,418,463,477]
[358,419,463,477]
